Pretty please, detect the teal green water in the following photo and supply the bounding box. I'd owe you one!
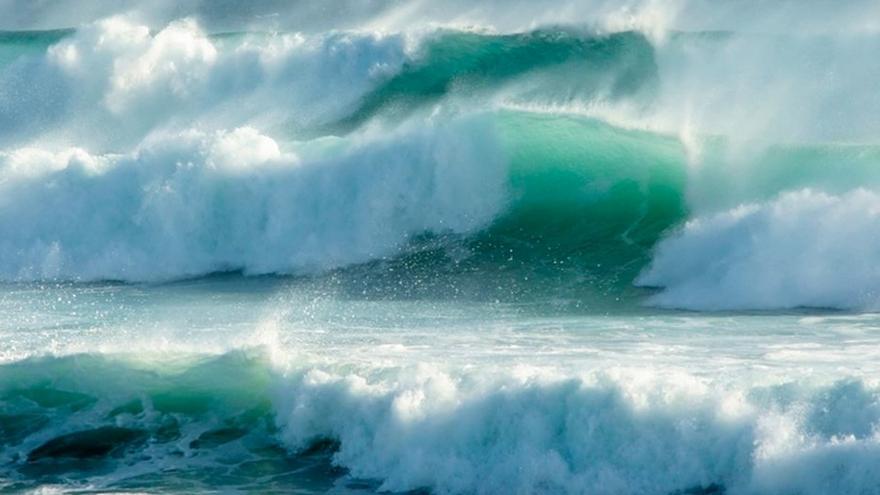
[329,30,657,134]
[327,110,880,308]
[0,352,347,493]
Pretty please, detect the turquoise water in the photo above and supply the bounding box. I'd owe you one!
[4,278,880,493]
[2,3,880,494]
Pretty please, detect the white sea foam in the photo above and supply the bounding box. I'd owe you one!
[4,340,880,495]
[0,116,507,281]
[0,17,408,150]
[2,2,880,494]
[1,7,879,303]
[3,277,880,493]
[639,189,880,310]
[270,363,880,495]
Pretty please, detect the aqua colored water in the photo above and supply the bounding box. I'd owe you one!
[2,1,880,493]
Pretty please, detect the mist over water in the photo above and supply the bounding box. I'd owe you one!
[1,1,880,494]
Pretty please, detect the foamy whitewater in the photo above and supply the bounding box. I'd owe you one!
[1,1,880,494]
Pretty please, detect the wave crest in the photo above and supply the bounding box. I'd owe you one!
[639,189,880,310]
[0,117,507,281]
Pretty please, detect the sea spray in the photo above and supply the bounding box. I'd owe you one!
[2,1,880,493]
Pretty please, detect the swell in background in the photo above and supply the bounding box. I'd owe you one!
[1,1,879,309]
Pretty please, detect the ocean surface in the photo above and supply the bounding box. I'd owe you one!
[2,1,880,493]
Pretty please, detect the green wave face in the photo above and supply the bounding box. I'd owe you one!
[330,109,880,308]
[480,112,688,294]
[0,352,344,493]
[327,30,658,134]
[329,111,689,309]
[2,25,879,310]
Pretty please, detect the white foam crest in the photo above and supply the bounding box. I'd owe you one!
[639,188,880,310]
[0,115,507,282]
[4,8,877,154]
[0,16,407,150]
[6,344,880,494]
[272,363,880,494]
